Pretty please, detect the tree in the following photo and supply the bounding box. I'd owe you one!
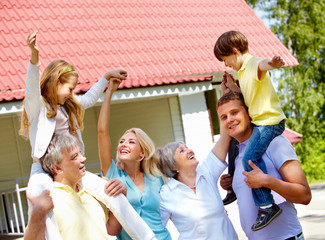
[246,0,325,182]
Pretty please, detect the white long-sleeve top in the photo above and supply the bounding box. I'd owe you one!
[160,151,238,240]
[25,62,108,160]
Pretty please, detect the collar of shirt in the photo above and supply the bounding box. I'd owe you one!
[237,138,249,153]
[53,181,85,195]
[238,53,253,73]
[166,168,205,191]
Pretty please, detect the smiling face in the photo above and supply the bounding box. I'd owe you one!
[54,145,86,187]
[217,99,252,143]
[174,144,199,171]
[117,132,144,163]
[57,77,78,105]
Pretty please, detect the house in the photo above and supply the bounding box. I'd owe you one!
[0,0,298,235]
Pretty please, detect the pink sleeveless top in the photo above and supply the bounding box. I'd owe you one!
[54,106,69,135]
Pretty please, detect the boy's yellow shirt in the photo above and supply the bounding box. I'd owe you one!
[238,54,286,126]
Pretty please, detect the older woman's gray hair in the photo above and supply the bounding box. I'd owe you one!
[156,142,183,178]
[40,133,79,178]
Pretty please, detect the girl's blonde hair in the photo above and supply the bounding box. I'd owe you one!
[116,128,162,178]
[19,59,84,138]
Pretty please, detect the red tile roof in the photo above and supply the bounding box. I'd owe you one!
[282,128,303,144]
[0,0,298,102]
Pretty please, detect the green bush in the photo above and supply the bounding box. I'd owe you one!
[299,139,325,184]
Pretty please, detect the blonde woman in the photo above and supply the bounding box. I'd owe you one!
[98,79,172,240]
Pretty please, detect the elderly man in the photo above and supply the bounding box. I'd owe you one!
[24,133,156,240]
[217,91,311,240]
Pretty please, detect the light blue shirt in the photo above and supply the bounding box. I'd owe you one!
[106,161,172,240]
[233,135,302,240]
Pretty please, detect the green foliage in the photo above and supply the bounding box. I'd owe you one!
[246,0,259,7]
[246,0,325,183]
[299,135,325,183]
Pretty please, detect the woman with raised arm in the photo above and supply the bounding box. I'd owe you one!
[98,79,171,240]
[156,125,238,240]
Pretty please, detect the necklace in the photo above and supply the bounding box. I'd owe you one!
[188,185,196,189]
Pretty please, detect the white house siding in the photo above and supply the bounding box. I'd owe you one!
[168,97,185,143]
[178,92,215,162]
[0,114,31,190]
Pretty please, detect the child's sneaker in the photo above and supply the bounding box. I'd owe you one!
[251,203,282,231]
[222,189,237,205]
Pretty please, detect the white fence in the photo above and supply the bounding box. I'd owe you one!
[0,176,28,237]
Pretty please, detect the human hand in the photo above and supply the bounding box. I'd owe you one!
[27,31,39,54]
[221,80,231,95]
[220,174,233,191]
[223,72,241,93]
[26,31,39,65]
[268,56,285,69]
[27,189,54,216]
[242,160,268,188]
[104,69,127,83]
[108,77,124,93]
[103,177,127,196]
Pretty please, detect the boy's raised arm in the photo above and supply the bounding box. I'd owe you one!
[258,56,285,79]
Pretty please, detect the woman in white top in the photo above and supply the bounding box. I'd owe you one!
[156,126,238,240]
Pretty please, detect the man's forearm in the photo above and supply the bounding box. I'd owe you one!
[264,174,311,204]
[24,210,46,240]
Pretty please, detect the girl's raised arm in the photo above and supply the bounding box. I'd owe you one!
[27,31,39,65]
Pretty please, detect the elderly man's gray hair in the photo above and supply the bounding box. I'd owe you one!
[40,133,79,178]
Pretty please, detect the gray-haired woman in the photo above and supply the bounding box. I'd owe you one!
[156,127,238,240]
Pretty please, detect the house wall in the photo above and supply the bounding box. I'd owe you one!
[179,92,215,162]
[0,113,31,190]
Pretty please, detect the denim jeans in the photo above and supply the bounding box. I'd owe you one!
[242,120,285,207]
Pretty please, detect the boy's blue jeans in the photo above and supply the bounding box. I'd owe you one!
[242,120,285,207]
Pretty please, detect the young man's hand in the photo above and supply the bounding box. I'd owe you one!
[220,174,233,190]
